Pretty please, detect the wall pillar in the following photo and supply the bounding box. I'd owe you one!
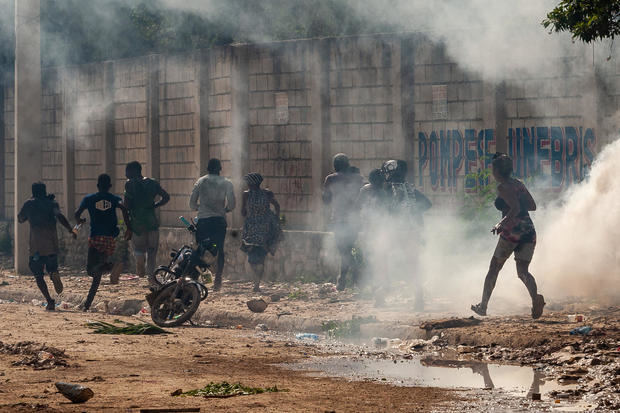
[61,68,76,220]
[146,55,161,180]
[391,37,405,160]
[482,80,507,153]
[193,50,210,177]
[400,35,416,182]
[102,61,115,185]
[0,74,5,219]
[310,39,331,231]
[14,0,42,274]
[230,45,249,230]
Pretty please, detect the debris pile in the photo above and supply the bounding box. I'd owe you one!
[0,341,68,370]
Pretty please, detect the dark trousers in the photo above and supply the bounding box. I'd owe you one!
[334,230,359,291]
[84,247,113,310]
[196,217,227,286]
[29,255,58,303]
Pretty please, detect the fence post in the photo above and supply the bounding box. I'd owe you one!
[194,50,210,177]
[146,55,161,180]
[102,61,116,186]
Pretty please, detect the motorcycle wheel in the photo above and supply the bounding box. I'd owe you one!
[150,283,201,327]
[148,267,175,288]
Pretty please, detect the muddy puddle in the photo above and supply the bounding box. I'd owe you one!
[283,356,577,400]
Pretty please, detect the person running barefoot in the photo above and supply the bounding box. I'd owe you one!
[240,173,282,292]
[75,174,132,311]
[471,153,545,319]
[18,182,75,310]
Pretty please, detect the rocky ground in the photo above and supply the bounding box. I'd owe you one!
[0,268,618,411]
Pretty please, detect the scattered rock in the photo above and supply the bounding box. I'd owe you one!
[55,382,94,403]
[247,299,268,313]
[255,323,268,331]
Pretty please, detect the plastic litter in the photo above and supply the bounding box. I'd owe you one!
[295,333,319,341]
[569,326,592,335]
[567,314,585,323]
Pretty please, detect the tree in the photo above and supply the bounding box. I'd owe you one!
[543,0,620,42]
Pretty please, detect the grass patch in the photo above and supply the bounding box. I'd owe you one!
[85,320,169,335]
[287,290,309,301]
[321,315,377,338]
[176,381,285,398]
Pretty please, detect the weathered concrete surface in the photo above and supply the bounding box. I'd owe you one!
[13,0,42,273]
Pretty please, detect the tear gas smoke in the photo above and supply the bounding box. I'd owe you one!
[356,138,620,315]
[534,139,620,303]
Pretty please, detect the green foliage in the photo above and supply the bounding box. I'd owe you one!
[543,0,620,42]
[0,224,11,255]
[177,381,284,398]
[321,315,377,338]
[287,289,309,301]
[0,0,395,71]
[295,273,327,284]
[461,166,497,226]
[86,320,169,335]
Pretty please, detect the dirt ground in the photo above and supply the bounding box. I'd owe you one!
[0,269,618,412]
[0,303,457,413]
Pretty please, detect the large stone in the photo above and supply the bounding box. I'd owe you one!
[55,382,94,403]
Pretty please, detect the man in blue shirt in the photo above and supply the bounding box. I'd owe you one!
[75,174,131,311]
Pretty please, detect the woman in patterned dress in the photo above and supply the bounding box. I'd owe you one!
[241,173,282,292]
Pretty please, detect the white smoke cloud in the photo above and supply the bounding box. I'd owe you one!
[534,138,620,303]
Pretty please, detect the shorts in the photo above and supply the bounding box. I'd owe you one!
[196,217,227,253]
[29,254,58,276]
[493,237,535,263]
[132,230,159,255]
[87,246,113,277]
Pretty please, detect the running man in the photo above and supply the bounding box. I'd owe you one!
[124,161,170,278]
[189,158,236,291]
[75,174,132,311]
[471,153,545,319]
[17,182,75,311]
[323,153,364,291]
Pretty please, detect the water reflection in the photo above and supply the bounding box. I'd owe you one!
[420,357,547,398]
[284,356,573,399]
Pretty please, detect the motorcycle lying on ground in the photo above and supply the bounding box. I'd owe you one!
[146,217,219,327]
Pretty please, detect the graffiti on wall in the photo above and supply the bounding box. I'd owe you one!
[418,127,596,191]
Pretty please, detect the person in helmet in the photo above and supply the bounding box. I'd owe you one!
[382,160,432,225]
[322,153,364,291]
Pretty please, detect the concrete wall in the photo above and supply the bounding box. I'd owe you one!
[2,33,620,277]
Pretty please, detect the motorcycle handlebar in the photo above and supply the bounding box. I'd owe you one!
[179,216,197,233]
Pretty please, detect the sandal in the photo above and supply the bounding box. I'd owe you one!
[532,294,545,319]
[471,303,487,316]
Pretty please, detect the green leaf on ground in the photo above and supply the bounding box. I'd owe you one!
[85,320,169,335]
[176,381,285,398]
